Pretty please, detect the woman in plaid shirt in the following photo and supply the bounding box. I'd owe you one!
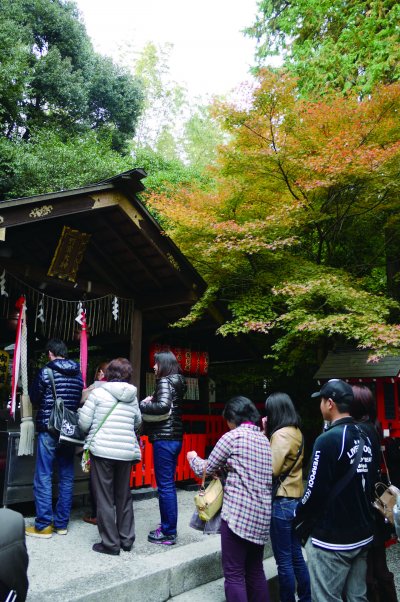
[187,396,272,601]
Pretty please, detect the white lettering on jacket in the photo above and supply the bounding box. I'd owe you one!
[302,450,320,504]
[347,438,373,472]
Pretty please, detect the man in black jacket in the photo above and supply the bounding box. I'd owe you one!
[26,338,83,539]
[295,379,378,601]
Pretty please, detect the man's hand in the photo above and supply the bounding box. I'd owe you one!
[141,395,153,404]
[187,451,197,461]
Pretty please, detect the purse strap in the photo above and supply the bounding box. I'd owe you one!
[86,399,119,451]
[330,427,365,500]
[200,463,208,489]
[380,447,392,485]
[46,368,58,402]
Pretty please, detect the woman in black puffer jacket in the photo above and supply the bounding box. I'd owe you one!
[139,351,186,545]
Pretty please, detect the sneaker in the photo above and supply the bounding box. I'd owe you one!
[148,524,162,537]
[53,526,68,535]
[25,525,53,539]
[147,527,176,545]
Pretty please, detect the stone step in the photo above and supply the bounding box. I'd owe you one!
[170,556,279,601]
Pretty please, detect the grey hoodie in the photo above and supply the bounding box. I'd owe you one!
[79,381,142,462]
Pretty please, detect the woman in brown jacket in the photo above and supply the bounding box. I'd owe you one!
[264,392,311,602]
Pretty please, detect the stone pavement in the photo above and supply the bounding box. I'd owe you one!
[387,540,400,594]
[23,487,278,601]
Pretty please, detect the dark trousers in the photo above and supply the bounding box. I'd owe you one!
[88,473,97,519]
[91,455,135,552]
[366,543,397,602]
[220,519,270,602]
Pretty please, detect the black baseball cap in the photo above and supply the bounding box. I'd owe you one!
[311,378,354,402]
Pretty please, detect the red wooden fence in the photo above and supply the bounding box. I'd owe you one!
[129,415,227,489]
[130,433,208,489]
[182,414,228,447]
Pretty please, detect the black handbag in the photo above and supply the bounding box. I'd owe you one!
[47,369,85,446]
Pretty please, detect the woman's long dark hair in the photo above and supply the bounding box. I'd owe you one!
[264,392,301,437]
[154,351,182,378]
[351,385,382,439]
[350,385,377,422]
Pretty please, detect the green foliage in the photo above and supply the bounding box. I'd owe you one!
[0,0,143,149]
[133,42,187,157]
[0,0,146,199]
[268,265,400,360]
[183,106,227,169]
[171,285,219,328]
[133,147,212,196]
[247,0,400,96]
[87,54,143,152]
[1,129,134,199]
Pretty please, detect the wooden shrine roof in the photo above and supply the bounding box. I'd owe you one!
[0,169,207,333]
[314,350,400,380]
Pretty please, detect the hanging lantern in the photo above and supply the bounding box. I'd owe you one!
[190,351,209,375]
[149,343,209,376]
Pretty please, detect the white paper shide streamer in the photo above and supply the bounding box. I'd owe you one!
[112,296,119,321]
[0,270,8,297]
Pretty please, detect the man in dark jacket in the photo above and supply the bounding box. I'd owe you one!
[295,379,378,601]
[26,338,83,539]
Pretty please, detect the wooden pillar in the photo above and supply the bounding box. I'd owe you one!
[129,308,142,393]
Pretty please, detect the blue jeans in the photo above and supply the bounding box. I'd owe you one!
[152,439,182,535]
[270,497,311,602]
[33,432,75,530]
[305,539,368,601]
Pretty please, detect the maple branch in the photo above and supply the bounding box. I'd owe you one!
[354,95,398,152]
[243,118,302,202]
[268,116,303,202]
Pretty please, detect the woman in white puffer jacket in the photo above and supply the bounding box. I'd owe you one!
[79,357,141,556]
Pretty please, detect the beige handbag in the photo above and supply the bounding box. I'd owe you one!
[373,449,400,526]
[194,464,223,522]
[373,482,400,526]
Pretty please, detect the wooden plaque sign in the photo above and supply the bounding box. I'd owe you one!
[48,226,91,282]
